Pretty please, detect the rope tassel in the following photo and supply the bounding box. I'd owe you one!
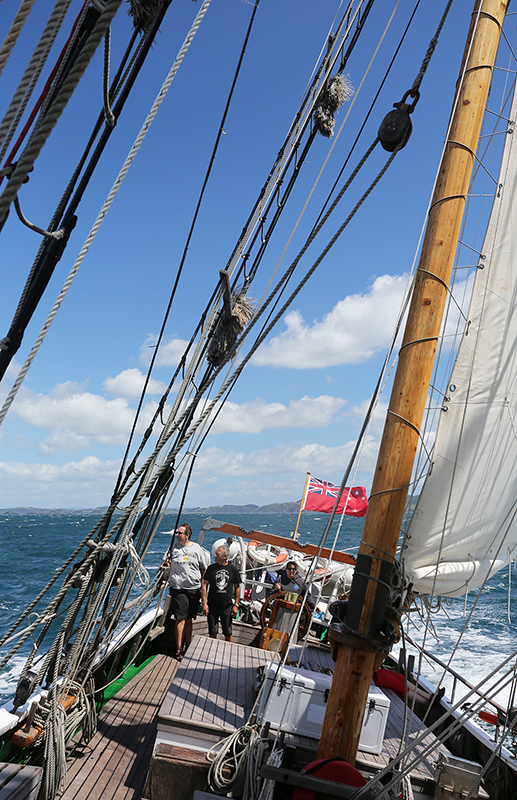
[128,0,164,32]
[207,289,255,368]
[313,74,353,138]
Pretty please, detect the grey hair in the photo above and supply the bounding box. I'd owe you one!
[216,543,230,558]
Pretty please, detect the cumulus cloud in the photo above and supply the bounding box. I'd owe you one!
[351,397,389,440]
[11,382,157,453]
[7,378,348,457]
[139,334,190,368]
[0,457,120,506]
[195,440,378,481]
[210,395,345,434]
[253,274,408,368]
[103,368,167,398]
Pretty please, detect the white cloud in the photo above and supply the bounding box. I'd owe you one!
[0,457,120,506]
[103,368,167,398]
[139,334,190,368]
[253,274,408,368]
[351,397,388,440]
[195,440,377,481]
[210,395,345,434]
[11,383,158,453]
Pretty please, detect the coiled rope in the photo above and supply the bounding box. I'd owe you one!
[207,725,259,794]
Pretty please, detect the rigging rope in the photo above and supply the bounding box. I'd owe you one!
[102,28,116,128]
[112,0,262,497]
[0,0,214,430]
[0,0,123,220]
[0,0,76,165]
[0,0,37,81]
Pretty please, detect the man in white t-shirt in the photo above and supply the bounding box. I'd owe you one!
[162,523,207,661]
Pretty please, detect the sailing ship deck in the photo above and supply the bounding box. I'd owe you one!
[60,653,179,800]
[56,633,453,800]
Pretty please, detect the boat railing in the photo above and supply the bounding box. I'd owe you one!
[405,637,508,715]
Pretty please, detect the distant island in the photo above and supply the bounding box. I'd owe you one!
[0,501,304,516]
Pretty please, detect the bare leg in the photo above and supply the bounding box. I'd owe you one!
[183,618,193,651]
[175,619,185,654]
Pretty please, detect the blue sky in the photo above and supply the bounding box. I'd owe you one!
[0,0,490,508]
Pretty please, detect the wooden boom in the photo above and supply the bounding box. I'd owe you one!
[200,519,355,565]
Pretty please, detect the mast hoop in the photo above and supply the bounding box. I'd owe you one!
[367,483,411,501]
[358,541,397,561]
[387,410,433,464]
[414,268,449,290]
[428,192,467,211]
[386,410,420,438]
[472,10,503,30]
[412,268,471,324]
[398,335,439,353]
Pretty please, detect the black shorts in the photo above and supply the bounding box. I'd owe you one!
[169,587,200,621]
[208,606,233,637]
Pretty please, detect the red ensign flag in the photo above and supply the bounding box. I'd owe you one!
[302,476,367,516]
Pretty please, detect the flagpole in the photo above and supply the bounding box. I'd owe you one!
[293,472,310,538]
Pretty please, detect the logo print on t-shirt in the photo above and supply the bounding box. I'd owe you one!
[216,569,230,591]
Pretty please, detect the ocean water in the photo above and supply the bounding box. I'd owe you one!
[1,510,517,729]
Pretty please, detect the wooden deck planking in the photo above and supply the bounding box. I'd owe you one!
[158,637,278,735]
[60,654,178,800]
[57,636,451,800]
[183,638,215,724]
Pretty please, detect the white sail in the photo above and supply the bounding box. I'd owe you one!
[403,85,517,597]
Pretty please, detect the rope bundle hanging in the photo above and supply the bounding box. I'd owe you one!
[313,73,353,138]
[128,0,166,33]
[207,289,255,368]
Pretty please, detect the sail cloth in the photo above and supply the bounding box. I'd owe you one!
[403,86,517,598]
[303,476,368,516]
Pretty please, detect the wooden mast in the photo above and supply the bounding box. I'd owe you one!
[317,0,507,768]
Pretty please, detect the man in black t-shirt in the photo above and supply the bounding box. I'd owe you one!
[201,543,241,641]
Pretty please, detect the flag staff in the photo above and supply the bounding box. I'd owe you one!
[293,472,310,538]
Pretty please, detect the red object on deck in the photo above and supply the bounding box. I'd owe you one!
[478,710,498,725]
[293,758,366,800]
[372,669,407,698]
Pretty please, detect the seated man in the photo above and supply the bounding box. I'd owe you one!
[201,544,241,642]
[274,560,315,609]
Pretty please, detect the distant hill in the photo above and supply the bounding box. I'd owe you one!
[181,501,302,515]
[0,502,303,515]
[0,506,112,516]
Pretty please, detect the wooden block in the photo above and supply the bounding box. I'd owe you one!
[144,744,211,800]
